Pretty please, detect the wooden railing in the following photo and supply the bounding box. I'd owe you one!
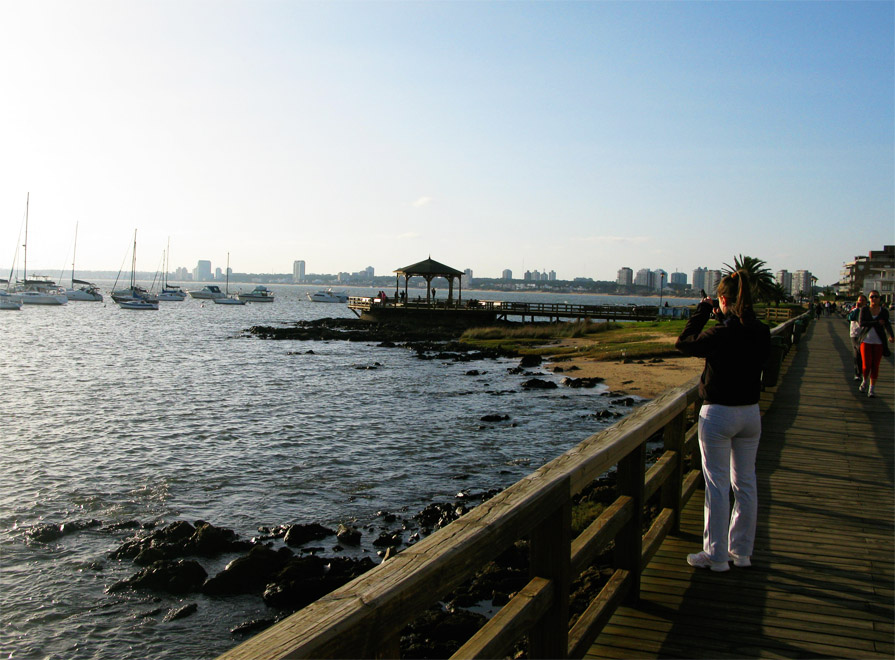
[218,315,808,660]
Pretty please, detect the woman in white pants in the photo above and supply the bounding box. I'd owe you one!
[675,270,770,571]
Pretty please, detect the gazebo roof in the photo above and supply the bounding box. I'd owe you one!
[395,257,464,278]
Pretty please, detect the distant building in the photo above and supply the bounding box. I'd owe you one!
[838,246,894,304]
[706,270,723,292]
[634,268,655,288]
[670,271,687,286]
[548,270,556,281]
[792,270,813,300]
[617,267,633,287]
[653,269,668,291]
[692,267,708,293]
[293,260,306,283]
[502,269,513,280]
[215,267,223,281]
[194,260,212,282]
[365,266,375,278]
[775,270,792,296]
[463,268,473,284]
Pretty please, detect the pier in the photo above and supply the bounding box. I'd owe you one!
[348,296,672,324]
[218,313,893,659]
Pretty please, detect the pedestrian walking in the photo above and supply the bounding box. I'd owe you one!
[847,295,868,381]
[675,270,771,571]
[857,290,894,398]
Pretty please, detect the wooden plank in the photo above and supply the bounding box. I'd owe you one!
[451,577,554,660]
[587,317,894,660]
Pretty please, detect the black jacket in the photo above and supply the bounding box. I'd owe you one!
[675,302,771,406]
[858,305,894,343]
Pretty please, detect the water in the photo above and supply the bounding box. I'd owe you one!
[0,285,690,659]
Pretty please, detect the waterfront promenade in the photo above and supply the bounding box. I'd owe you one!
[587,315,894,658]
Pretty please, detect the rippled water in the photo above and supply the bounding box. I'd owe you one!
[0,285,685,659]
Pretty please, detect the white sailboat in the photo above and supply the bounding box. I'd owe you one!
[213,253,246,305]
[114,230,158,310]
[157,238,186,301]
[64,223,103,301]
[15,193,68,305]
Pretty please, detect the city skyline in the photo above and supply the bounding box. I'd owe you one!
[2,2,892,287]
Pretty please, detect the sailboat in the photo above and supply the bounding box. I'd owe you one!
[157,238,186,301]
[64,223,103,301]
[113,230,158,309]
[213,253,245,305]
[15,193,68,305]
[2,230,23,310]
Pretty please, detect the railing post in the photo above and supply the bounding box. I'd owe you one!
[529,487,571,659]
[615,443,644,604]
[661,411,686,534]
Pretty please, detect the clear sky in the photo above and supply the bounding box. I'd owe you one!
[2,0,892,285]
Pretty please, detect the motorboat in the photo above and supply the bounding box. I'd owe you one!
[212,253,246,305]
[307,288,349,303]
[118,299,159,310]
[238,285,275,302]
[188,285,225,300]
[0,291,22,310]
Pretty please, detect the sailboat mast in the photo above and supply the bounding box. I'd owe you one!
[131,229,137,288]
[225,252,230,295]
[23,193,29,282]
[72,222,79,286]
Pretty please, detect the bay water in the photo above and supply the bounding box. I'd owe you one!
[0,285,687,659]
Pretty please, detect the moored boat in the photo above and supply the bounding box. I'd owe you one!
[0,290,22,310]
[238,285,275,302]
[118,299,159,310]
[188,285,225,300]
[307,288,349,303]
[64,224,103,301]
[212,253,246,305]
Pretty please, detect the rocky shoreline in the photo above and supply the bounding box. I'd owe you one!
[21,318,671,657]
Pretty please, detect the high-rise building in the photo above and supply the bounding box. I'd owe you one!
[838,246,894,303]
[792,270,813,300]
[463,268,473,283]
[502,269,513,280]
[193,260,212,282]
[692,267,708,293]
[617,267,633,287]
[653,269,668,291]
[775,270,792,296]
[548,270,556,281]
[634,268,655,288]
[293,260,306,283]
[670,271,687,286]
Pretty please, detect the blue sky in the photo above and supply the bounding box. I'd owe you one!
[1,0,892,285]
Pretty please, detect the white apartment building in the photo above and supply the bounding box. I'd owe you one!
[617,267,633,287]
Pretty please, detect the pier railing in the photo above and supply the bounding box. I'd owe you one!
[348,296,664,322]
[218,315,808,660]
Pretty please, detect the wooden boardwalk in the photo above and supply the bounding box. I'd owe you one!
[587,316,894,658]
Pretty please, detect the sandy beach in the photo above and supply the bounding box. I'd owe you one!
[547,344,704,398]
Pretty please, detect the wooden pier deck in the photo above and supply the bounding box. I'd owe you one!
[587,316,895,659]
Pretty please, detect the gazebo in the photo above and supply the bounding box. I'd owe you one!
[394,257,465,306]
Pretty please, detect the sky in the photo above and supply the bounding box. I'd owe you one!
[1,0,892,286]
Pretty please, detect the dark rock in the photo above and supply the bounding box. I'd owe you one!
[372,531,403,548]
[164,602,198,621]
[465,369,481,376]
[109,559,208,595]
[262,555,376,611]
[521,378,557,390]
[202,545,294,596]
[336,524,362,546]
[480,414,510,422]
[190,522,252,557]
[400,606,487,659]
[610,397,637,407]
[108,520,251,561]
[231,617,277,636]
[283,523,335,547]
[27,524,64,543]
[377,510,397,523]
[518,354,542,368]
[561,376,604,388]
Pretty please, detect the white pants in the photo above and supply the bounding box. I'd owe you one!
[698,403,761,562]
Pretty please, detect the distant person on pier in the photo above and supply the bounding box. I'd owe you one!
[847,295,868,382]
[857,290,894,398]
[675,270,770,572]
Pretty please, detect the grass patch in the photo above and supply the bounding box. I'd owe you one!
[571,500,605,536]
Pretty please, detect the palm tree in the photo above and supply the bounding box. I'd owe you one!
[723,255,778,303]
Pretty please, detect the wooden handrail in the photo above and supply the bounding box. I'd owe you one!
[218,314,810,660]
